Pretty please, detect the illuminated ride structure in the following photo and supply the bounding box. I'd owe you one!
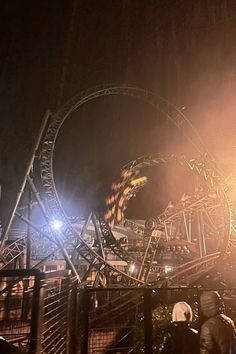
[0,85,233,287]
[104,154,231,284]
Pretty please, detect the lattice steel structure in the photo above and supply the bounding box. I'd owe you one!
[0,85,233,287]
[104,154,231,281]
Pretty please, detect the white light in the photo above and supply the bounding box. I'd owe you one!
[51,219,63,231]
[164,265,172,273]
[129,264,136,273]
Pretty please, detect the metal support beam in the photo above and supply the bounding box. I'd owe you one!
[26,185,32,269]
[197,212,203,257]
[199,211,207,256]
[189,211,192,242]
[92,214,110,286]
[0,250,58,296]
[0,110,51,249]
[92,214,106,260]
[137,234,153,280]
[183,211,190,242]
[28,272,45,354]
[15,212,80,279]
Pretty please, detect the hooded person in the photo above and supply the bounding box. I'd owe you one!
[157,301,199,354]
[200,291,236,354]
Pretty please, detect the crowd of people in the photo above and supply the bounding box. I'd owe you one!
[157,290,236,354]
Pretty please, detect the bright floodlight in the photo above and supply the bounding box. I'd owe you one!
[51,219,63,231]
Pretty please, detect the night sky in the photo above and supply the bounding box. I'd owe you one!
[1,1,236,222]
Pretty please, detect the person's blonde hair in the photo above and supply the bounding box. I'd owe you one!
[172,301,193,322]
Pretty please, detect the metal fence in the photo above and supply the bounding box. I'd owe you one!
[77,287,236,354]
[1,271,236,354]
[40,273,78,354]
[0,269,43,352]
[0,269,79,354]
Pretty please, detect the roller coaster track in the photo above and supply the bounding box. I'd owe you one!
[0,223,61,270]
[37,87,231,285]
[0,158,230,286]
[102,153,231,281]
[0,85,231,287]
[90,252,221,326]
[123,219,145,235]
[157,252,221,286]
[105,154,230,229]
[100,191,222,280]
[74,230,145,286]
[123,193,221,237]
[0,85,233,354]
[39,85,217,285]
[0,236,25,269]
[1,179,226,282]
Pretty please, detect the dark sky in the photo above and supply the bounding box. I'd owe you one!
[1,0,236,221]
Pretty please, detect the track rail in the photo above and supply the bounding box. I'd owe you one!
[157,252,221,286]
[0,236,25,269]
[38,86,212,284]
[90,252,221,326]
[105,155,231,251]
[38,85,230,285]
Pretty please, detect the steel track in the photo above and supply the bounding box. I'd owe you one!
[105,155,231,252]
[39,85,231,285]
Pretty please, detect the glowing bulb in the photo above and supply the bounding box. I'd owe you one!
[164,265,172,273]
[51,219,63,231]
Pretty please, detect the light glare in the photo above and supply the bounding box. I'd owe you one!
[129,264,136,273]
[51,219,63,231]
[164,265,172,273]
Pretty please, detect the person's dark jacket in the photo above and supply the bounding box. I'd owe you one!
[0,337,24,353]
[200,291,236,354]
[157,321,199,354]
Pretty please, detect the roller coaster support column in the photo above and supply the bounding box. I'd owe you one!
[137,234,153,280]
[26,182,32,269]
[21,184,33,320]
[15,212,79,278]
[29,271,45,354]
[92,214,110,286]
[26,172,80,279]
[0,110,51,249]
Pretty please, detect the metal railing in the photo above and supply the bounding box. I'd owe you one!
[0,269,79,354]
[0,269,43,352]
[78,286,236,354]
[40,273,78,354]
[1,270,236,354]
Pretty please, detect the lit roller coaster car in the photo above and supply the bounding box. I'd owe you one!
[105,175,147,227]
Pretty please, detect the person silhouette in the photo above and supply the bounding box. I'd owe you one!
[0,337,24,353]
[200,291,236,354]
[157,301,199,354]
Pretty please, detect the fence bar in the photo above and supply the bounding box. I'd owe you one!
[0,110,50,248]
[28,272,45,354]
[68,279,79,354]
[80,289,90,354]
[143,288,153,354]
